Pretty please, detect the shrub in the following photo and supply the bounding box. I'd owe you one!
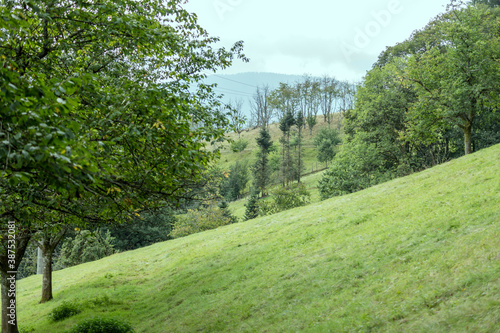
[69,318,134,333]
[272,183,310,211]
[318,140,395,200]
[49,301,81,322]
[230,139,249,153]
[257,198,278,217]
[170,205,235,238]
[257,184,311,217]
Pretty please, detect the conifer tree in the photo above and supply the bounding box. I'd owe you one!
[253,127,273,197]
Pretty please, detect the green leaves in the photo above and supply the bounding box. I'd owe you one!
[404,5,500,154]
[1,0,245,226]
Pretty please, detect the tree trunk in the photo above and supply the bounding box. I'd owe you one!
[36,248,43,275]
[0,232,30,333]
[297,128,302,184]
[37,227,67,303]
[464,123,473,155]
[0,270,18,333]
[40,249,53,303]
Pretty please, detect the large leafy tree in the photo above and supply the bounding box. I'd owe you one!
[404,2,500,155]
[0,0,245,331]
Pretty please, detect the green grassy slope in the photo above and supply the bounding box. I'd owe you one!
[18,144,500,332]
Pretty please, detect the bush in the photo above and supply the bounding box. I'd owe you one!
[272,183,310,211]
[69,318,134,333]
[230,139,249,153]
[318,140,395,200]
[49,301,81,322]
[170,205,235,238]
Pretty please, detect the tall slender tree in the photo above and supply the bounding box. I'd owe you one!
[253,127,273,197]
[279,111,296,187]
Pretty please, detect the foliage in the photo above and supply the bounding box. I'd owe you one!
[313,128,341,165]
[230,139,249,153]
[403,3,500,154]
[0,0,245,326]
[170,205,235,238]
[221,161,250,202]
[17,243,38,279]
[105,208,175,252]
[68,318,134,333]
[49,301,81,322]
[259,183,311,215]
[279,111,296,186]
[252,127,274,197]
[243,192,260,221]
[0,0,246,222]
[55,230,116,269]
[318,140,395,200]
[219,201,239,224]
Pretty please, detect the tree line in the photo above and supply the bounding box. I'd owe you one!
[319,0,500,199]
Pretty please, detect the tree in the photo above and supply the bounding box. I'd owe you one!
[228,99,246,138]
[268,83,298,122]
[313,128,341,166]
[243,192,260,221]
[319,76,339,128]
[404,3,500,155]
[337,81,357,130]
[252,127,273,197]
[250,86,273,129]
[297,77,321,136]
[295,111,305,183]
[105,208,175,252]
[471,0,500,6]
[33,220,70,303]
[279,111,296,186]
[0,0,246,331]
[222,161,250,201]
[54,229,116,269]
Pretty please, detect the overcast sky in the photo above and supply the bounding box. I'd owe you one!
[184,0,452,82]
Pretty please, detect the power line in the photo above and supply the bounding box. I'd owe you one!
[213,74,258,88]
[214,87,254,98]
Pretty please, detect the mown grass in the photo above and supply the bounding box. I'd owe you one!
[17,144,500,332]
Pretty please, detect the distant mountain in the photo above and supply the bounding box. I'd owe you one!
[203,72,313,120]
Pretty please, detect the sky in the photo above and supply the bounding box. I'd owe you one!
[184,0,452,82]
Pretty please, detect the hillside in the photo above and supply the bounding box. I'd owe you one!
[215,114,338,172]
[18,144,500,332]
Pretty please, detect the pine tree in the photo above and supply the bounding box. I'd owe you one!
[244,192,260,221]
[253,127,273,197]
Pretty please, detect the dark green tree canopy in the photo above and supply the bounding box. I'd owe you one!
[1,0,247,224]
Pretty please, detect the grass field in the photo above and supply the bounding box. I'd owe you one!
[17,144,500,332]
